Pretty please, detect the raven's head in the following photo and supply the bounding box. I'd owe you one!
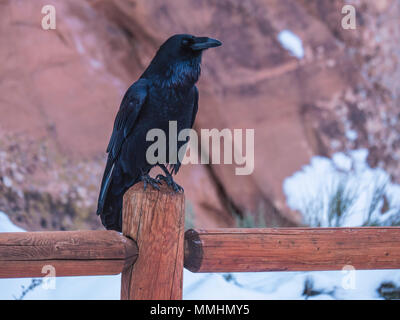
[142,34,222,88]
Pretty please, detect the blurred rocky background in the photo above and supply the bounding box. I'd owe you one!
[0,0,399,231]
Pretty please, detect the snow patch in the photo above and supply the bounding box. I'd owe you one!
[346,129,358,141]
[283,149,400,227]
[277,30,304,59]
[0,211,25,232]
[2,176,13,188]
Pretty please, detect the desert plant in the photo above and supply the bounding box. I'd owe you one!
[234,203,267,228]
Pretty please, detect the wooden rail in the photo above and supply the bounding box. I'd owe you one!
[184,227,400,272]
[0,182,400,300]
[0,230,137,278]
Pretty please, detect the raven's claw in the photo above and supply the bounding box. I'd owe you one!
[140,174,161,191]
[156,174,184,193]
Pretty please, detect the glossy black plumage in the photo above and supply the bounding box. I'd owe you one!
[96,34,221,231]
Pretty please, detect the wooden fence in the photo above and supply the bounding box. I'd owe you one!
[1,182,400,299]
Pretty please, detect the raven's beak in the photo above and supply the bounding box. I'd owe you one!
[190,37,222,51]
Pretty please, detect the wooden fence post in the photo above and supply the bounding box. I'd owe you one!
[121,181,185,300]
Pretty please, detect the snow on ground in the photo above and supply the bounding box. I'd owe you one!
[0,274,121,300]
[277,30,304,59]
[183,269,400,300]
[1,149,400,301]
[283,149,400,227]
[0,211,25,233]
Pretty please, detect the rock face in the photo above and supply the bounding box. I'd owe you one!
[0,0,399,230]
[0,0,133,230]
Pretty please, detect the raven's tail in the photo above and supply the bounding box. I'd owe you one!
[98,191,123,231]
[97,158,141,231]
[97,157,114,215]
[96,157,124,231]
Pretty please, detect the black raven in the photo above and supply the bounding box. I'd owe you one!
[96,34,222,231]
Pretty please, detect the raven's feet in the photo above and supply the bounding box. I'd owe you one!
[156,174,184,193]
[140,174,161,191]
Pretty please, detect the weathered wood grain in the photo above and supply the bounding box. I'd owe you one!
[0,230,138,278]
[184,227,400,272]
[121,182,185,300]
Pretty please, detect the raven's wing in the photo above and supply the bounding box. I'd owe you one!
[190,85,199,129]
[96,79,148,215]
[171,85,199,175]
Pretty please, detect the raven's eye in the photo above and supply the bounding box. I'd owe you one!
[181,38,193,47]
